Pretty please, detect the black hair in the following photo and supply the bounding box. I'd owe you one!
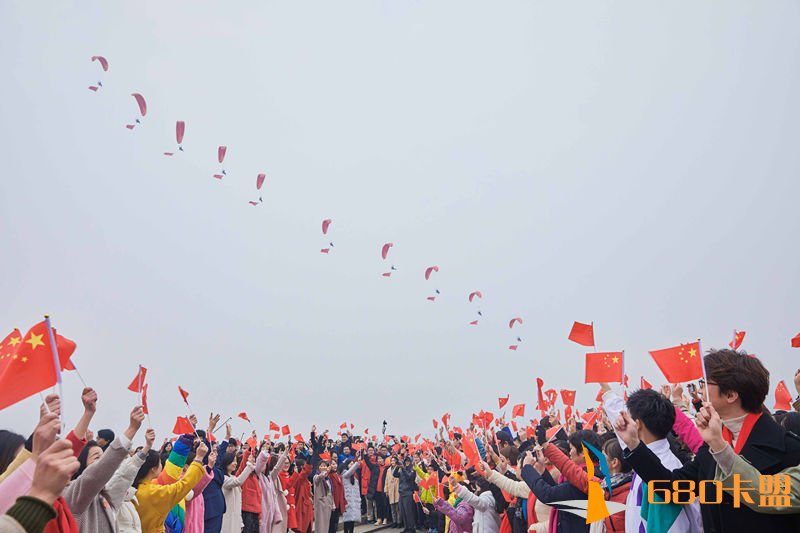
[220,452,237,473]
[626,389,676,440]
[473,476,509,514]
[667,434,693,465]
[567,430,601,457]
[552,439,569,457]
[0,430,25,476]
[602,439,631,473]
[134,450,161,488]
[73,440,102,480]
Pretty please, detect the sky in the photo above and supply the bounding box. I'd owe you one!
[1,1,799,442]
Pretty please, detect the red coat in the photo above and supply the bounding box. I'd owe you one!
[360,460,371,496]
[605,480,630,532]
[238,449,263,514]
[290,463,313,533]
[279,471,298,530]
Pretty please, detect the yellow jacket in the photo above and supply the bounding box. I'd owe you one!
[134,461,204,533]
[413,465,436,504]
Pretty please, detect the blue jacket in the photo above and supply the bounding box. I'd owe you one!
[203,440,229,520]
[521,464,589,533]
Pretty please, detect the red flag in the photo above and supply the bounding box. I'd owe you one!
[127,366,147,392]
[595,388,604,402]
[340,422,347,429]
[581,410,600,429]
[269,421,281,432]
[238,412,251,423]
[585,352,624,383]
[282,425,291,436]
[545,425,567,441]
[273,434,280,440]
[178,386,190,404]
[775,381,793,411]
[511,404,525,418]
[568,321,595,347]
[536,378,546,411]
[294,433,304,443]
[246,437,258,449]
[560,389,576,406]
[0,329,23,376]
[511,420,518,432]
[623,374,629,388]
[365,428,369,435]
[441,413,451,428]
[498,395,509,409]
[649,342,703,383]
[141,384,149,414]
[350,423,355,430]
[320,451,331,461]
[729,330,746,350]
[172,416,195,435]
[640,377,653,390]
[414,433,421,442]
[413,492,420,503]
[792,333,800,348]
[432,419,438,429]
[544,389,557,409]
[0,321,76,410]
[462,433,481,468]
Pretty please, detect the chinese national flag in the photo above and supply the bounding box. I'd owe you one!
[0,329,23,376]
[340,422,347,429]
[641,377,653,390]
[442,413,451,428]
[512,404,525,418]
[281,425,291,436]
[581,410,600,429]
[269,421,281,432]
[127,366,147,392]
[584,352,624,383]
[536,378,546,412]
[172,416,195,435]
[0,321,77,410]
[462,433,481,468]
[142,384,149,414]
[649,342,703,383]
[729,331,746,350]
[560,389,576,406]
[178,386,190,403]
[792,333,800,348]
[294,433,304,443]
[545,389,558,409]
[775,381,793,411]
[498,395,509,409]
[320,451,331,461]
[511,420,518,433]
[568,321,595,347]
[247,437,258,449]
[238,412,251,423]
[432,419,438,429]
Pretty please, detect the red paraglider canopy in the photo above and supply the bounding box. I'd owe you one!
[218,146,227,164]
[131,93,147,116]
[176,121,185,144]
[509,317,523,329]
[468,291,482,302]
[91,56,109,71]
[322,219,332,235]
[381,243,393,260]
[256,173,266,190]
[424,266,439,280]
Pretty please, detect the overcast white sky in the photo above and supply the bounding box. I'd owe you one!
[2,1,799,441]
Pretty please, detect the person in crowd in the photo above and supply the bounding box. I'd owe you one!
[394,456,417,533]
[340,459,362,533]
[384,456,401,528]
[433,477,474,533]
[328,457,346,533]
[312,460,334,533]
[616,349,800,532]
[95,430,115,452]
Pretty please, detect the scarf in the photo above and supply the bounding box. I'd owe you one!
[601,471,634,492]
[43,497,78,533]
[722,412,762,453]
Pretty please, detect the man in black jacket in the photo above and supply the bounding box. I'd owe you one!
[617,349,800,533]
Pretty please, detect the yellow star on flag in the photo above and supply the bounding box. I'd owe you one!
[25,333,45,350]
[8,336,21,347]
[688,348,697,357]
[612,355,620,364]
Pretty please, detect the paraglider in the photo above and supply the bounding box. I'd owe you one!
[381,242,393,260]
[88,56,108,91]
[424,266,439,280]
[248,201,259,206]
[508,345,518,351]
[468,291,482,302]
[509,317,523,329]
[427,296,436,302]
[469,320,479,326]
[321,248,330,254]
[176,121,185,151]
[126,93,147,129]
[256,173,266,190]
[382,272,392,277]
[214,146,227,178]
[322,219,332,235]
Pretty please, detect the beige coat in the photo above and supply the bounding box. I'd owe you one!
[313,472,334,533]
[486,469,551,533]
[384,466,400,504]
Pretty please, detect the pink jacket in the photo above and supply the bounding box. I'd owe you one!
[185,468,213,533]
[673,406,703,453]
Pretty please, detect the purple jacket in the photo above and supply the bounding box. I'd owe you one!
[434,497,474,533]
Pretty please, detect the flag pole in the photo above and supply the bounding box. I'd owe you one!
[43,315,64,428]
[698,338,709,403]
[137,364,143,406]
[592,321,596,352]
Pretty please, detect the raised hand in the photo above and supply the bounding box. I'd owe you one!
[613,411,640,450]
[225,423,232,440]
[31,413,61,460]
[81,387,98,413]
[479,461,492,479]
[522,451,535,468]
[40,394,61,417]
[195,442,209,462]
[696,403,726,452]
[659,385,670,399]
[27,440,80,505]
[143,429,156,453]
[189,414,198,428]
[125,406,145,440]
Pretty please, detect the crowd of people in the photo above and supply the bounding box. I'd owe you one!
[1,349,800,533]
